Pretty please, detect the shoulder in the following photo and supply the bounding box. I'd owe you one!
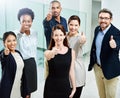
[30,29,38,35]
[15,50,23,58]
[69,48,75,57]
[95,26,100,31]
[110,24,120,32]
[15,50,20,54]
[60,16,67,21]
[71,49,75,55]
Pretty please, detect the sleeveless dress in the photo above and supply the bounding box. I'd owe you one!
[44,48,72,98]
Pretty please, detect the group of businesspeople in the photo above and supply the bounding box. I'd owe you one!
[0,0,120,98]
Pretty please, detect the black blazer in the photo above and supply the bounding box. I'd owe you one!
[0,50,24,98]
[88,24,120,79]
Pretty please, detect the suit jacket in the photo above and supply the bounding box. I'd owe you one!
[0,50,23,98]
[88,24,120,79]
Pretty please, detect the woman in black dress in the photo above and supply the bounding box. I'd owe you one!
[44,24,76,98]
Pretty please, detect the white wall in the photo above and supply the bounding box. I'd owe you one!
[102,0,120,29]
[92,1,101,39]
[79,0,92,54]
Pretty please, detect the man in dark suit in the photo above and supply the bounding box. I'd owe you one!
[88,8,120,98]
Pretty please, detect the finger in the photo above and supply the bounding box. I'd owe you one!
[49,10,52,15]
[49,8,52,14]
[110,35,113,40]
[4,43,8,49]
[20,24,25,33]
[81,32,83,35]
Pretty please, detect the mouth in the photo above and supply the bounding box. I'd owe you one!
[10,45,16,48]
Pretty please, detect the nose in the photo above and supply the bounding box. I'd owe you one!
[57,36,61,40]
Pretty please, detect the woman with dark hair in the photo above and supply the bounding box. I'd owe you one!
[44,24,76,98]
[14,8,37,98]
[0,31,24,98]
[67,15,86,98]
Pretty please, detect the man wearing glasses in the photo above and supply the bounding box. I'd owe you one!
[88,8,120,98]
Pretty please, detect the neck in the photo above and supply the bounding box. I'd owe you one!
[11,50,16,53]
[55,44,64,50]
[25,30,30,35]
[55,16,60,23]
[68,32,78,37]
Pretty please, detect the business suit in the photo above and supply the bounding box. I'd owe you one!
[0,50,24,98]
[88,24,120,98]
[88,24,120,79]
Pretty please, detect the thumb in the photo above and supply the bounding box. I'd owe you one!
[110,35,113,40]
[4,43,8,49]
[81,32,83,36]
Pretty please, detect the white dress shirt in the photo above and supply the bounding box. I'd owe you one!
[14,29,38,60]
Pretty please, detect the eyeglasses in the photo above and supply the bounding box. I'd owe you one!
[99,17,111,20]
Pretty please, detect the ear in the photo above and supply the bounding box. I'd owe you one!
[63,35,66,39]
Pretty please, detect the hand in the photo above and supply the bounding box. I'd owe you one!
[46,11,52,21]
[51,47,60,55]
[69,88,76,98]
[79,32,86,44]
[20,24,25,34]
[44,47,60,60]
[4,44,10,55]
[109,35,117,48]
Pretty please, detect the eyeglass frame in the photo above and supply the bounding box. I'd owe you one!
[98,17,111,20]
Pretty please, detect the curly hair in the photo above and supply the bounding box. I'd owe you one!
[17,8,34,21]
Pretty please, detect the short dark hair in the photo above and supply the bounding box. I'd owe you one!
[3,31,17,42]
[98,8,113,18]
[50,0,61,6]
[17,8,34,21]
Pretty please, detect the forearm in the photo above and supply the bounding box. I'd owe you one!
[70,68,76,90]
[43,18,51,28]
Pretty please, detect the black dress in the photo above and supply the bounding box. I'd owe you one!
[44,48,72,98]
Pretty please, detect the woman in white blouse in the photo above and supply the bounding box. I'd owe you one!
[15,8,37,98]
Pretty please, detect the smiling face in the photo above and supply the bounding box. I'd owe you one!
[68,20,80,36]
[4,34,17,52]
[52,29,65,46]
[50,2,61,17]
[98,12,112,30]
[20,14,33,31]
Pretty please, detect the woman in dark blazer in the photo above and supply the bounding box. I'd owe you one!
[0,31,24,98]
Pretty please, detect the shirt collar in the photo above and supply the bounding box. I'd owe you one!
[99,24,111,35]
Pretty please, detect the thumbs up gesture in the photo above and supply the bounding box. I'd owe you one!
[79,32,86,44]
[4,43,10,55]
[51,47,60,56]
[109,35,117,48]
[46,11,52,21]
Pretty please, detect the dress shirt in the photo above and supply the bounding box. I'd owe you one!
[15,29,37,60]
[95,24,111,65]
